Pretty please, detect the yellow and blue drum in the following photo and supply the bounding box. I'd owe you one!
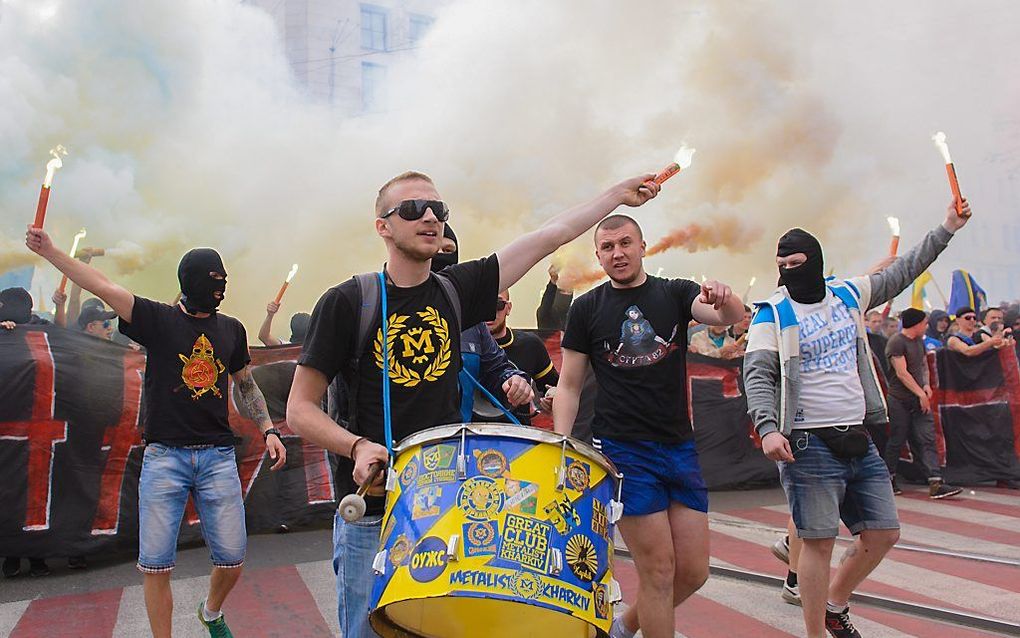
[369,424,623,638]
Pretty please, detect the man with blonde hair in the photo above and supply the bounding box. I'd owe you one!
[287,170,662,637]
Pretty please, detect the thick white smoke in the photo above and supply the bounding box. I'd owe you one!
[1,0,1017,331]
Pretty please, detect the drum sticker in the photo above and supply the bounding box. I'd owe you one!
[565,459,590,492]
[412,485,443,520]
[389,534,412,568]
[543,494,581,534]
[399,456,419,489]
[474,448,509,478]
[591,499,609,540]
[408,536,449,583]
[463,521,499,557]
[456,476,505,521]
[511,570,544,600]
[505,478,538,515]
[564,534,598,582]
[593,583,609,620]
[498,513,551,573]
[423,443,456,471]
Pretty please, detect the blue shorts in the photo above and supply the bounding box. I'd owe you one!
[600,438,709,516]
[137,444,247,573]
[779,429,900,539]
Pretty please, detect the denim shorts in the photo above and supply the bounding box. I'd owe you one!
[779,429,900,539]
[137,443,246,573]
[600,438,709,516]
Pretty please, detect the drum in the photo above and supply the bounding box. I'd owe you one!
[369,424,624,638]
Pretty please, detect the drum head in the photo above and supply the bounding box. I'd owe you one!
[372,596,603,637]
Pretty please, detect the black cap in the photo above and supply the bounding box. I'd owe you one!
[78,305,117,329]
[900,307,926,329]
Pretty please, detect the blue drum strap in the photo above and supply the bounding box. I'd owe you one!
[462,369,521,425]
[379,271,394,458]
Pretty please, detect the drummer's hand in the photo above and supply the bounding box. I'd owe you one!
[352,440,388,487]
[503,374,534,407]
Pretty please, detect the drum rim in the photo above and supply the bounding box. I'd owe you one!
[393,423,622,480]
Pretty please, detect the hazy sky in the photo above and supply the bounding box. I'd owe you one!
[1,0,1017,330]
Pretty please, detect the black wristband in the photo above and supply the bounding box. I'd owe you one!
[263,427,282,442]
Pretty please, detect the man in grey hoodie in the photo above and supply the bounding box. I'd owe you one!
[743,198,971,638]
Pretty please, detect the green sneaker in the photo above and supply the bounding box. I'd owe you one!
[197,600,234,638]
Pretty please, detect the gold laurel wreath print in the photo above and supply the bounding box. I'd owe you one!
[374,307,451,387]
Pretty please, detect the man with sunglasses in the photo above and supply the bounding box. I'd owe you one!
[287,170,660,638]
[24,228,287,638]
[78,303,118,340]
[947,306,1006,356]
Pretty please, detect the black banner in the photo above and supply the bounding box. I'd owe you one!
[4,326,1018,558]
[0,326,336,559]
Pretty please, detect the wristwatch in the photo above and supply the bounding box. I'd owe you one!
[263,427,282,442]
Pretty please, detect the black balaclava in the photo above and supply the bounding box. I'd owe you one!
[177,248,227,314]
[430,224,459,273]
[0,287,33,324]
[777,228,826,304]
[290,312,311,344]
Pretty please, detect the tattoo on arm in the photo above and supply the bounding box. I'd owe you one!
[235,368,272,428]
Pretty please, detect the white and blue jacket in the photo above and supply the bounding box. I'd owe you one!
[743,224,955,438]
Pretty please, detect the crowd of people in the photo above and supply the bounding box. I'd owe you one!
[2,170,1018,638]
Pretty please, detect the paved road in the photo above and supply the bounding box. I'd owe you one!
[3,485,1017,637]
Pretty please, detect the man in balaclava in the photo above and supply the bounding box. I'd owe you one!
[178,248,228,314]
[429,223,534,424]
[744,197,972,638]
[25,227,287,638]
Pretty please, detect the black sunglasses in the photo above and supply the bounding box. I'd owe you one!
[382,199,450,222]
[960,314,976,321]
[496,299,508,311]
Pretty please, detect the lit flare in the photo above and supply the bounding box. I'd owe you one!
[33,145,68,228]
[886,217,900,256]
[58,228,87,294]
[932,132,967,218]
[652,145,696,185]
[274,263,299,303]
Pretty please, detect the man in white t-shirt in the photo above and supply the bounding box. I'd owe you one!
[743,198,971,638]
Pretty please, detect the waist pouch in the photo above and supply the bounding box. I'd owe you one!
[810,425,870,459]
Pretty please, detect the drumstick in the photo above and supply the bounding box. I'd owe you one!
[338,463,386,522]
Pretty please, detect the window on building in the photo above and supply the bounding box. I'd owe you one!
[362,62,386,112]
[361,4,387,51]
[409,14,434,45]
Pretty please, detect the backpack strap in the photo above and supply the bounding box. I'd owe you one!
[344,273,382,434]
[432,272,462,334]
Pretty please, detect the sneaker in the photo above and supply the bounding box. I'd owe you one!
[2,557,20,578]
[28,558,50,577]
[781,581,801,606]
[891,476,903,495]
[770,535,790,564]
[198,601,234,638]
[825,605,862,638]
[929,480,962,499]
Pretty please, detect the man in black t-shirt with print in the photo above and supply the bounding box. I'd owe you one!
[286,170,663,638]
[553,215,744,638]
[25,230,286,638]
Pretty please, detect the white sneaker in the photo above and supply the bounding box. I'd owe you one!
[770,535,790,564]
[782,581,801,606]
